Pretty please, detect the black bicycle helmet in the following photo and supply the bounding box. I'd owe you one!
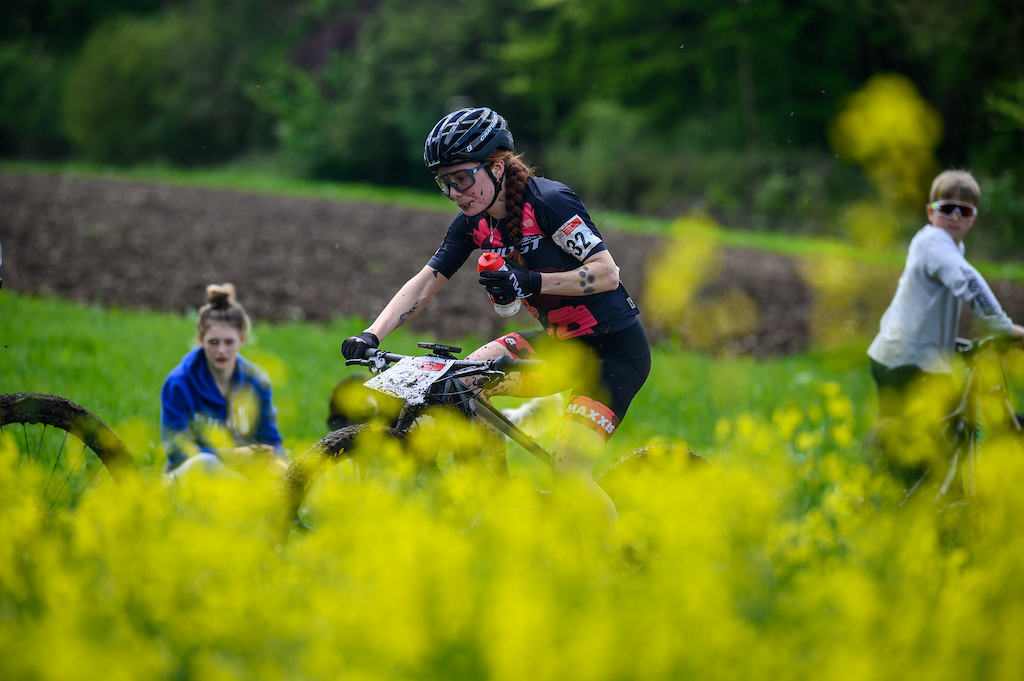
[423,107,514,170]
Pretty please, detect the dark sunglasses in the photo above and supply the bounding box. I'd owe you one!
[434,163,490,194]
[930,200,978,220]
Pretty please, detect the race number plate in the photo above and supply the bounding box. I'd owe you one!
[552,214,602,261]
[364,357,455,405]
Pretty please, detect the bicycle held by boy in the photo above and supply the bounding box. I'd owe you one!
[868,335,1024,508]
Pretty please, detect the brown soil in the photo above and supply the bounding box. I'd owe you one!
[3,171,1023,356]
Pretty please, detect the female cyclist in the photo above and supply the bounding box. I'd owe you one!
[341,107,651,551]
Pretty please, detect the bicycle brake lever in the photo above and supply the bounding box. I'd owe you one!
[478,371,506,390]
[492,354,515,372]
[371,354,389,373]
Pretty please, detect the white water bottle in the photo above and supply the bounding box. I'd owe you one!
[478,252,521,317]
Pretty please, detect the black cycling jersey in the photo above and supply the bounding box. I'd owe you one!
[427,177,639,339]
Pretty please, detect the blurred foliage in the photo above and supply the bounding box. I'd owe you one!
[544,100,872,233]
[886,0,1024,169]
[62,3,284,164]
[1,0,165,52]
[255,0,517,185]
[6,373,1024,679]
[3,0,1024,252]
[829,74,942,215]
[0,42,68,157]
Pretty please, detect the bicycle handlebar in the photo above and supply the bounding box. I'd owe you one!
[956,335,1020,357]
[346,347,546,376]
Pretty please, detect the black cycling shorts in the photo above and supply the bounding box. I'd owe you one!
[495,319,651,439]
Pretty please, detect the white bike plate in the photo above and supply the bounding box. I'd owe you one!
[364,357,456,405]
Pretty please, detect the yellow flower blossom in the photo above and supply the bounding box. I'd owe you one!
[714,417,732,444]
[772,405,804,441]
[796,430,824,452]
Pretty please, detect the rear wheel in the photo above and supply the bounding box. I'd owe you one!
[597,444,707,501]
[0,392,137,515]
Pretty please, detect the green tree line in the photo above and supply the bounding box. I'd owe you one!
[3,0,1023,253]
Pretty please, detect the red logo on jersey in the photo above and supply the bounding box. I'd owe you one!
[472,217,504,248]
[547,305,598,339]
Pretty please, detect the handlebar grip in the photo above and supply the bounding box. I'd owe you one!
[493,355,546,373]
[343,346,382,366]
[492,354,515,372]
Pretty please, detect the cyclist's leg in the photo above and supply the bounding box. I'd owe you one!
[468,330,623,549]
[466,330,568,397]
[554,321,652,552]
[464,331,569,475]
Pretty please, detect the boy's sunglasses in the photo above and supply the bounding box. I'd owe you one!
[930,200,978,220]
[434,163,490,194]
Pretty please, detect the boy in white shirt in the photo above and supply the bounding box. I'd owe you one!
[868,169,1024,422]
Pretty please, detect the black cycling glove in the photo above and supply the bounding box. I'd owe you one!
[341,332,379,360]
[478,262,542,303]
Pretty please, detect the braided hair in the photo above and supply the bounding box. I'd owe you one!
[490,151,536,266]
[196,283,251,338]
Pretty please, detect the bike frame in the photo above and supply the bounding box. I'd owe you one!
[351,342,553,468]
[921,336,1021,502]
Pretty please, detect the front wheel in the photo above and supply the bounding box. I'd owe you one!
[278,424,406,532]
[0,392,137,515]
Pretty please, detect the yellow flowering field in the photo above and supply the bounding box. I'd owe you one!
[4,399,1024,681]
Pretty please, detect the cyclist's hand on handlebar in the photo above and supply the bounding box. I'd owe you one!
[478,262,542,301]
[341,332,379,360]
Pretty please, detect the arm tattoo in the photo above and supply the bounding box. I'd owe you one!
[397,302,420,326]
[578,267,597,294]
[431,269,441,278]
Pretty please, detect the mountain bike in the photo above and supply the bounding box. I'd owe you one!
[279,341,704,530]
[0,392,138,515]
[873,336,1023,507]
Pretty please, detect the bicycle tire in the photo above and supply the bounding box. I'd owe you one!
[0,392,137,513]
[279,423,406,526]
[596,444,708,500]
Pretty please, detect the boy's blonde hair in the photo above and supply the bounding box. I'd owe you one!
[929,169,981,204]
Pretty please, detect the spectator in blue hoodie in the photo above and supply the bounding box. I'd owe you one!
[160,283,286,479]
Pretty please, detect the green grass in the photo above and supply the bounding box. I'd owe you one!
[0,291,877,476]
[0,292,478,467]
